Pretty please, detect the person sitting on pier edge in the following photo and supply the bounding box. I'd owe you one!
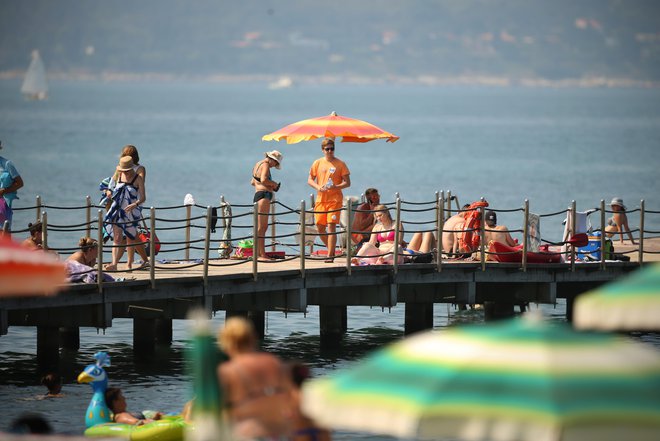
[351,187,380,249]
[442,201,488,259]
[66,237,114,283]
[251,150,283,260]
[105,387,162,426]
[483,210,518,260]
[21,221,43,250]
[218,317,295,439]
[351,205,405,265]
[605,197,636,245]
[308,138,351,263]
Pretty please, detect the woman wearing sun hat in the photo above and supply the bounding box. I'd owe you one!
[251,150,282,259]
[605,197,636,245]
[104,156,149,270]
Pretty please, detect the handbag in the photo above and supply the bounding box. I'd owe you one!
[138,219,161,257]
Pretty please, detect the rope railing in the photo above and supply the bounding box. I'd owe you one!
[6,194,657,288]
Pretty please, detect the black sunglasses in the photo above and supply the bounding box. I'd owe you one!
[324,147,335,152]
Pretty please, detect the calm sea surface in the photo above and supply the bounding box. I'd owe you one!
[0,80,659,436]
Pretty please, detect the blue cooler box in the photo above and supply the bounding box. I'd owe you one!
[577,231,613,260]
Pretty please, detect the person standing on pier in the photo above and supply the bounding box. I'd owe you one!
[0,140,24,232]
[251,150,283,260]
[308,138,351,263]
[104,156,149,271]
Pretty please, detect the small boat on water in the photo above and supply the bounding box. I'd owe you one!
[21,50,48,100]
[488,241,562,264]
[268,76,294,90]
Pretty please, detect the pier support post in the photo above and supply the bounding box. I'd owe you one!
[248,311,266,339]
[59,327,80,351]
[319,305,346,348]
[37,325,60,372]
[404,302,434,335]
[484,301,515,321]
[133,318,156,358]
[155,319,173,346]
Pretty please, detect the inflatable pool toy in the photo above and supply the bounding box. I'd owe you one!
[84,414,187,441]
[78,351,112,428]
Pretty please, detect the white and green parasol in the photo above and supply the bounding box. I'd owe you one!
[574,264,660,331]
[302,314,660,441]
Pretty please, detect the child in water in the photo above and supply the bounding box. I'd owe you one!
[41,373,63,398]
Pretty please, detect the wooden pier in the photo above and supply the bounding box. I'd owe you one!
[3,194,658,370]
[0,254,646,371]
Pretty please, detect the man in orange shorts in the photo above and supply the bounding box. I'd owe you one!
[307,138,351,262]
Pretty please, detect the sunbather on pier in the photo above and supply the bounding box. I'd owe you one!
[605,197,636,245]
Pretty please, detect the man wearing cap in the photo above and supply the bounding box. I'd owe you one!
[251,150,282,259]
[605,198,636,244]
[483,210,518,257]
[0,140,24,231]
[308,138,351,263]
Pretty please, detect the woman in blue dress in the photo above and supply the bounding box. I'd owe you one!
[104,156,148,270]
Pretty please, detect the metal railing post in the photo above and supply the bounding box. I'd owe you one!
[252,202,258,281]
[271,196,277,253]
[600,200,606,270]
[437,193,444,272]
[185,204,192,261]
[86,195,92,238]
[570,201,576,272]
[393,198,401,274]
[639,199,645,265]
[97,210,104,293]
[522,200,529,272]
[300,200,306,278]
[150,207,156,289]
[346,200,352,275]
[41,211,48,251]
[203,206,212,288]
[479,201,486,271]
[36,195,42,222]
[2,220,9,234]
[446,190,452,218]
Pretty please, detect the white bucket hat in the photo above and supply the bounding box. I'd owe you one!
[610,197,626,210]
[265,150,283,169]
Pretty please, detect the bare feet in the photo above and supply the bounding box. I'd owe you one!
[104,263,117,271]
[324,256,335,263]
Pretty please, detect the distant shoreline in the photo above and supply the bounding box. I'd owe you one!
[1,70,659,88]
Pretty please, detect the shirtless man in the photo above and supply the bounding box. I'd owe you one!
[483,210,517,247]
[441,212,466,257]
[351,188,380,246]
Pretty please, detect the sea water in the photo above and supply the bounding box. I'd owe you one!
[0,80,659,436]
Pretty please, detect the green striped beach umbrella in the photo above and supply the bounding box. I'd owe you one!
[302,314,660,441]
[574,264,660,331]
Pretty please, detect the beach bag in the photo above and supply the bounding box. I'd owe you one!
[235,239,253,258]
[138,222,161,257]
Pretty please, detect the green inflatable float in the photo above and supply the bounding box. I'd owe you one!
[84,414,187,441]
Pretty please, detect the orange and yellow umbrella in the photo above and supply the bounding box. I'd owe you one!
[262,111,399,144]
[0,235,67,297]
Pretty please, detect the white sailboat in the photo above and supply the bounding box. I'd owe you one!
[21,50,48,100]
[268,76,294,90]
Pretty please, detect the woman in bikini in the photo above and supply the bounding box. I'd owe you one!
[352,204,405,265]
[104,156,149,271]
[218,317,295,439]
[605,197,636,244]
[251,150,283,260]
